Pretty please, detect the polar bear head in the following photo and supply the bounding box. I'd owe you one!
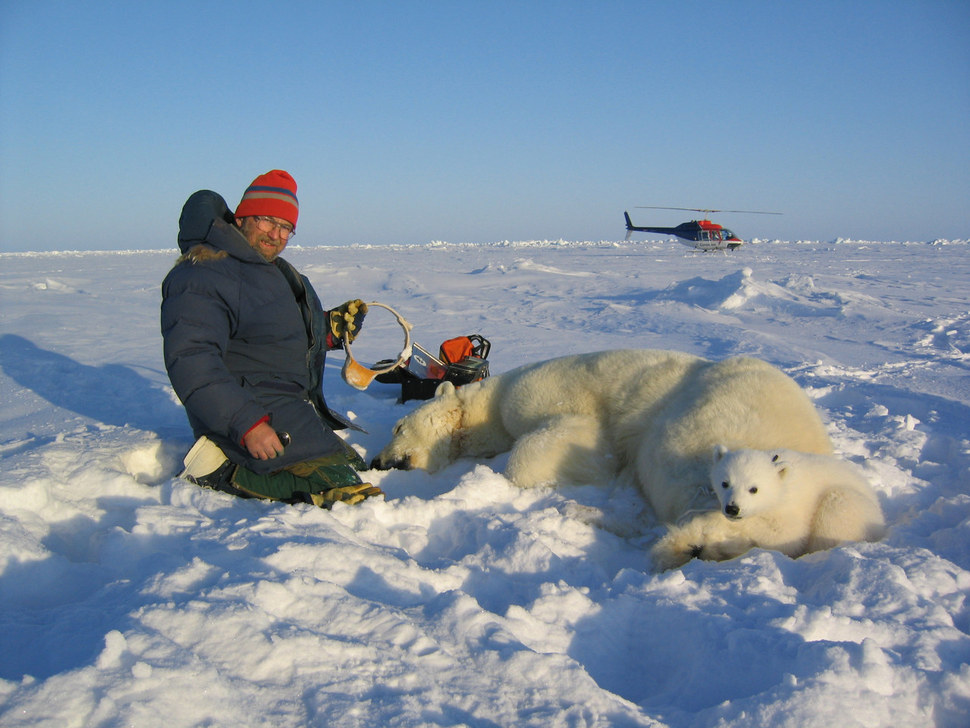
[370,382,463,473]
[710,445,789,519]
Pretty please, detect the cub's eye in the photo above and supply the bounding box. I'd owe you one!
[749,487,758,494]
[721,481,729,489]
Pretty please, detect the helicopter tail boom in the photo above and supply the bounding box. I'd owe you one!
[624,211,674,235]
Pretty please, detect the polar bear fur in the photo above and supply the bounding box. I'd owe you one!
[650,446,886,570]
[372,349,865,565]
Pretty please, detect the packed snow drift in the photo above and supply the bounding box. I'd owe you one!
[1,238,968,727]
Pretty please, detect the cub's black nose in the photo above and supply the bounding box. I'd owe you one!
[725,503,740,518]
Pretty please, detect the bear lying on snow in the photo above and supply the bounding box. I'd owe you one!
[649,446,886,569]
[371,350,885,568]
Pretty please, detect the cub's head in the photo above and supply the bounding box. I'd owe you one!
[710,445,789,519]
[370,382,463,473]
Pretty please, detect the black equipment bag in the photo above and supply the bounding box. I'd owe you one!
[375,334,491,402]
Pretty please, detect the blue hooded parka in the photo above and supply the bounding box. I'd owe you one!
[161,190,353,474]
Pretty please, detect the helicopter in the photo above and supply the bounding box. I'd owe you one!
[624,206,781,251]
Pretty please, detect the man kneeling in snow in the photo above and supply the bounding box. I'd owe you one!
[161,170,381,508]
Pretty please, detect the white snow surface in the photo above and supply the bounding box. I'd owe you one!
[1,238,969,727]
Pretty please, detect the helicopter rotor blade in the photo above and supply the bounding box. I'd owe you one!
[719,209,783,215]
[636,206,713,213]
[636,205,782,215]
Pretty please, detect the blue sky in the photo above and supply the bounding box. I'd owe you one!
[1,0,968,252]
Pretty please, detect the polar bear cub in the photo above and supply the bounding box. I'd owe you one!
[650,446,886,570]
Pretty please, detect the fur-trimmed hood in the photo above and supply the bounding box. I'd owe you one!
[176,189,263,265]
[177,244,228,266]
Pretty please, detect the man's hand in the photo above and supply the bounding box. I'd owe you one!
[243,421,286,460]
[329,299,368,343]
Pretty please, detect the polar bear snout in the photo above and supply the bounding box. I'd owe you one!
[370,453,412,471]
[724,503,741,519]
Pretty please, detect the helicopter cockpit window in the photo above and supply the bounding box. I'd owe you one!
[723,229,736,239]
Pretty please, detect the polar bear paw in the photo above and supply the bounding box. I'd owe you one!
[650,512,757,571]
[650,533,705,571]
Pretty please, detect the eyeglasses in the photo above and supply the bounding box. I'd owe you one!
[252,216,295,240]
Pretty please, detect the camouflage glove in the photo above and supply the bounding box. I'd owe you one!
[310,482,384,508]
[329,299,368,343]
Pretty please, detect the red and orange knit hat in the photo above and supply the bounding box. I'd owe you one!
[235,170,299,227]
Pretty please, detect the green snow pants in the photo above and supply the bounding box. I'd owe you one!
[229,442,382,507]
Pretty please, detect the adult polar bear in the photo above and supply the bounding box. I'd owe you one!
[372,349,875,568]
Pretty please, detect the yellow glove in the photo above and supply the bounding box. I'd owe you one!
[310,482,384,508]
[329,299,368,343]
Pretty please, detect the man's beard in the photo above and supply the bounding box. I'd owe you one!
[250,235,284,261]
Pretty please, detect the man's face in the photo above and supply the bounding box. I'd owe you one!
[237,216,292,262]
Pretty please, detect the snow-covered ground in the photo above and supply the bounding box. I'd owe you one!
[0,238,968,727]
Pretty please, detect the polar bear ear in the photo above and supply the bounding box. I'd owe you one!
[712,444,729,462]
[433,381,457,399]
